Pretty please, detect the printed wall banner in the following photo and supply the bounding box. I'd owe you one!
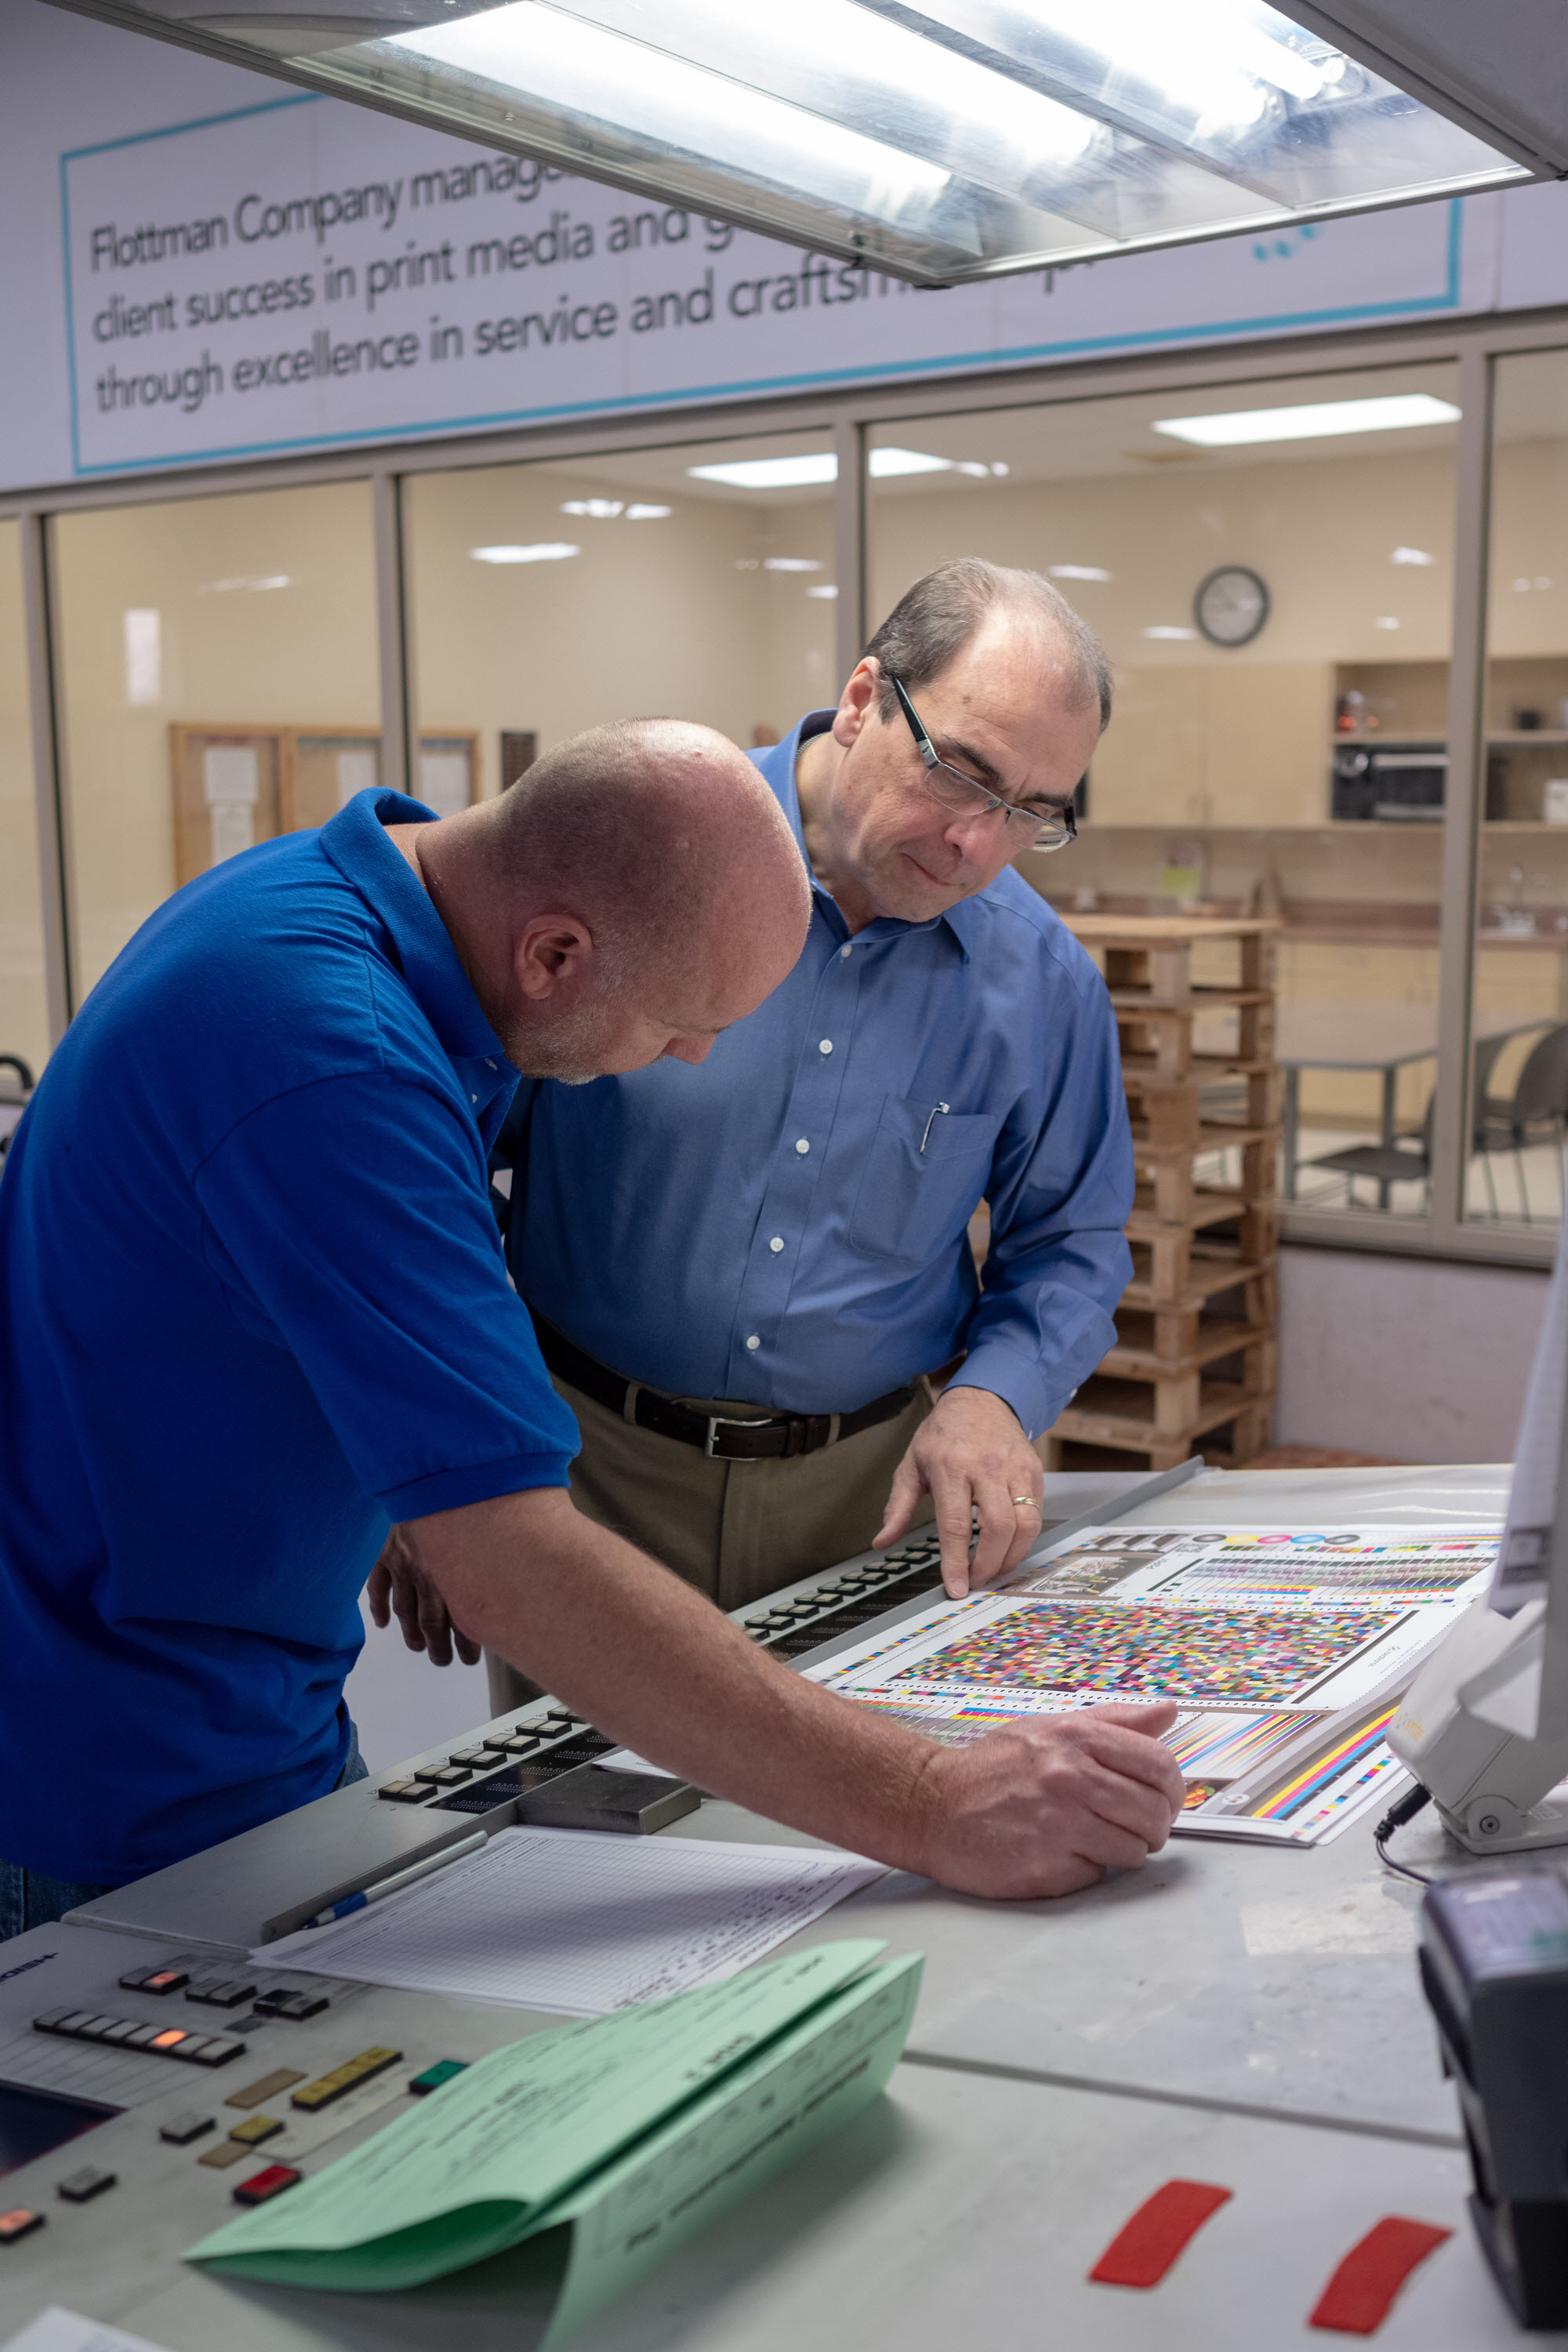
[63,89,1483,480]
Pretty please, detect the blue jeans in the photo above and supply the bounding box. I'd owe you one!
[0,1719,369,1940]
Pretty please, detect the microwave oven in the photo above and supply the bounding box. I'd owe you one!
[1331,743,1446,822]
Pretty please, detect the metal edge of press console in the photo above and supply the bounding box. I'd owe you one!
[783,1457,1207,1674]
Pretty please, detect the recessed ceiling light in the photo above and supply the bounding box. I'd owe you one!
[1144,624,1197,640]
[690,454,837,489]
[869,448,955,477]
[1152,394,1461,447]
[1374,615,1402,629]
[1051,565,1112,583]
[806,584,840,599]
[198,574,291,593]
[764,557,822,572]
[470,543,581,564]
[625,503,672,520]
[561,499,623,519]
[1391,546,1436,565]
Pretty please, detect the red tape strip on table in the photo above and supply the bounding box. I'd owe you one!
[1310,2216,1453,2335]
[1089,2180,1233,2288]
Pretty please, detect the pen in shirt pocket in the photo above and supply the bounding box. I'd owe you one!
[920,1101,950,1154]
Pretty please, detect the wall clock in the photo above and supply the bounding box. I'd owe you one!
[1194,564,1269,648]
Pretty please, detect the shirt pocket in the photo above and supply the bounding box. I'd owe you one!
[848,1096,1002,1270]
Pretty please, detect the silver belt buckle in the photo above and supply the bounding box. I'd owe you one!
[704,1413,768,1461]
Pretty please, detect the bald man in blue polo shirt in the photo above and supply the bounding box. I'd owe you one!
[0,715,1182,1933]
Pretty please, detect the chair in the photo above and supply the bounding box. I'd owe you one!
[1305,1097,1436,1211]
[1475,1022,1568,1222]
[1302,1034,1512,1215]
[0,1054,33,1165]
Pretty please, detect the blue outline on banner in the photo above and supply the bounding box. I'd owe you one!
[62,94,1468,480]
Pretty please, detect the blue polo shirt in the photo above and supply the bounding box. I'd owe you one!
[0,791,577,1885]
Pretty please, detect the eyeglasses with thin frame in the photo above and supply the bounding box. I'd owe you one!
[888,673,1078,853]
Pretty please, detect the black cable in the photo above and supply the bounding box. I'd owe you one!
[1374,1782,1434,1884]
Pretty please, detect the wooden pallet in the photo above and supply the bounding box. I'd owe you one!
[1041,1396,1274,1475]
[1044,911,1282,1472]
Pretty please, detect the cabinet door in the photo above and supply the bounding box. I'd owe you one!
[1090,667,1208,825]
[1089,662,1331,829]
[1203,662,1333,827]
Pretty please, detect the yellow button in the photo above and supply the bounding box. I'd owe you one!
[228,2114,283,2145]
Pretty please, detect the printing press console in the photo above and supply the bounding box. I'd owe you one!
[13,1460,1543,2352]
[0,1472,1174,2350]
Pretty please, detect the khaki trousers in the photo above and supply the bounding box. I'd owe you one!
[484,1370,936,1717]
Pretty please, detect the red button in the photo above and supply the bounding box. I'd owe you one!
[149,2028,189,2052]
[234,2165,301,2207]
[0,2208,44,2245]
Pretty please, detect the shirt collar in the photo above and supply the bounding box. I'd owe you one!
[319,789,509,1064]
[755,711,976,964]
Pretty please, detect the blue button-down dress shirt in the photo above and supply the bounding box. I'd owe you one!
[507,712,1134,1442]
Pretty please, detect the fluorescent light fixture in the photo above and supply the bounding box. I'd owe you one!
[625,504,673,521]
[561,499,623,518]
[1153,394,1461,447]
[199,574,292,593]
[869,448,956,477]
[1051,565,1113,583]
[40,0,1537,289]
[1144,624,1197,640]
[764,557,823,572]
[690,454,837,489]
[806,584,840,598]
[1374,615,1402,629]
[389,4,953,238]
[470,543,581,564]
[1391,546,1436,566]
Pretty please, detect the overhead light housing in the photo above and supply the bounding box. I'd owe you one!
[38,0,1540,287]
[1153,392,1461,445]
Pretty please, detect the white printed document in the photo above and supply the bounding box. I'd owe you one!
[255,1826,884,2013]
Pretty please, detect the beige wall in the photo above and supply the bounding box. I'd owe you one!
[0,522,47,1075]
[54,482,379,998]
[406,459,836,796]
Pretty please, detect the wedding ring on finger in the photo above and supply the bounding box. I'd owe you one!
[1012,1494,1040,1508]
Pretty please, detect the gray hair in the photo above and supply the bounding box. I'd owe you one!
[863,557,1112,731]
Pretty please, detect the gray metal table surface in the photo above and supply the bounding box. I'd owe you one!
[89,2051,1559,2352]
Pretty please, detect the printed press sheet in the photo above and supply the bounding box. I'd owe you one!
[804,1526,1501,1846]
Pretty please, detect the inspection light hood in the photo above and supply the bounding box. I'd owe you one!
[44,0,1544,286]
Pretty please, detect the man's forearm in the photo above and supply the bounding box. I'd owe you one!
[412,1487,942,1870]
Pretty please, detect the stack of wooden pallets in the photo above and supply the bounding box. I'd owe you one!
[1041,913,1282,1475]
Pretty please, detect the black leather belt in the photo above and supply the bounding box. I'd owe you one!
[528,1313,920,1463]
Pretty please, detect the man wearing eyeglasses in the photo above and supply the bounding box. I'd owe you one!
[383,557,1132,1694]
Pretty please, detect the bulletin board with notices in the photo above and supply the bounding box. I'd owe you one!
[169,724,480,886]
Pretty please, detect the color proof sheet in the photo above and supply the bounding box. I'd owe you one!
[804,1527,1501,1846]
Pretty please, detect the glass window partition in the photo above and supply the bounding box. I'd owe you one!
[53,483,379,1004]
[0,521,45,1131]
[405,431,838,789]
[1467,349,1568,1233]
[866,365,1462,1226]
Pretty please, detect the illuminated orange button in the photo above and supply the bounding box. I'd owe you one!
[150,2029,189,2052]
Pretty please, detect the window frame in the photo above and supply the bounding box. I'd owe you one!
[9,305,1568,1267]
